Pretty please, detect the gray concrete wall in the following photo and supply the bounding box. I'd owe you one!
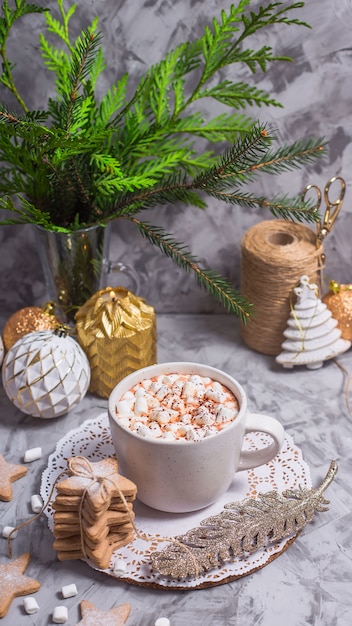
[1,0,351,315]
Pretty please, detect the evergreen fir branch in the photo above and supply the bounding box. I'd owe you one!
[44,0,77,51]
[238,2,310,45]
[39,33,69,73]
[96,74,128,128]
[193,124,325,190]
[0,0,47,111]
[198,81,283,109]
[94,173,157,196]
[84,44,105,93]
[172,112,254,142]
[147,47,184,124]
[0,0,327,316]
[244,137,327,176]
[90,153,123,177]
[125,218,253,321]
[199,189,319,224]
[0,195,58,228]
[198,4,245,85]
[56,29,103,135]
[126,151,199,180]
[193,122,272,185]
[110,172,207,215]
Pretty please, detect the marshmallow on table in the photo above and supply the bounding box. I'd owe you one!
[52,605,68,623]
[2,525,17,538]
[61,583,78,598]
[113,559,127,576]
[24,447,42,462]
[31,494,43,513]
[155,618,171,626]
[23,596,40,615]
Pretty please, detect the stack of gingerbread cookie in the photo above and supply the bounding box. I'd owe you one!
[52,456,137,569]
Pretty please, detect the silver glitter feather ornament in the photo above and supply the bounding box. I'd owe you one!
[150,461,338,579]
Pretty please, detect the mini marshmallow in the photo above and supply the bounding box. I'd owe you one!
[135,423,152,438]
[166,422,188,437]
[118,416,131,429]
[52,605,68,623]
[172,379,184,395]
[170,397,185,412]
[205,389,226,403]
[150,381,162,393]
[113,559,127,576]
[155,384,170,400]
[182,381,196,398]
[150,410,170,424]
[205,426,218,437]
[190,375,206,397]
[31,494,43,513]
[194,405,214,425]
[155,617,171,626]
[185,426,201,441]
[162,375,177,384]
[2,525,17,538]
[146,394,160,408]
[149,422,162,436]
[61,583,78,598]
[162,431,176,440]
[215,405,237,423]
[135,395,149,416]
[23,597,40,614]
[24,447,42,463]
[116,398,135,415]
[165,422,180,432]
[194,412,213,426]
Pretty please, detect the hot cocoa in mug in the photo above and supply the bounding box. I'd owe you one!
[108,362,285,513]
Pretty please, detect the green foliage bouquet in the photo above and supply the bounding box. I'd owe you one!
[0,0,324,319]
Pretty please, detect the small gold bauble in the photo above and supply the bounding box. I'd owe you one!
[2,303,60,351]
[322,282,352,341]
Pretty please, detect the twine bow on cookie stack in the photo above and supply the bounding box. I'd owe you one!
[52,456,138,570]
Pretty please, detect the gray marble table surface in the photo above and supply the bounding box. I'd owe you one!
[0,314,351,626]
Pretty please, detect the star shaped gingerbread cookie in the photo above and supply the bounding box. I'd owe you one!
[76,600,131,625]
[0,453,28,501]
[0,553,40,618]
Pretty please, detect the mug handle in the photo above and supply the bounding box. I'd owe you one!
[102,259,140,295]
[238,412,285,471]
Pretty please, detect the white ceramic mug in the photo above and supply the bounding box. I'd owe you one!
[108,362,285,513]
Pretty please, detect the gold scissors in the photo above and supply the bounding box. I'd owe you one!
[301,175,345,245]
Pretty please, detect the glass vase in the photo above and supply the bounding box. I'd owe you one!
[35,222,139,323]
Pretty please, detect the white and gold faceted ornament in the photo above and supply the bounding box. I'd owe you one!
[2,329,91,418]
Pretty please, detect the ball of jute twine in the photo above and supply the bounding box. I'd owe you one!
[240,219,323,356]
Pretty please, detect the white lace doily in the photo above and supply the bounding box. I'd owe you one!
[40,412,311,590]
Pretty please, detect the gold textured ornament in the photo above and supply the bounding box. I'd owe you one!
[2,302,60,351]
[150,461,338,579]
[75,286,157,398]
[322,280,352,341]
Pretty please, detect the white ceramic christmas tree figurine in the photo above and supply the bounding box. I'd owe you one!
[276,275,351,369]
